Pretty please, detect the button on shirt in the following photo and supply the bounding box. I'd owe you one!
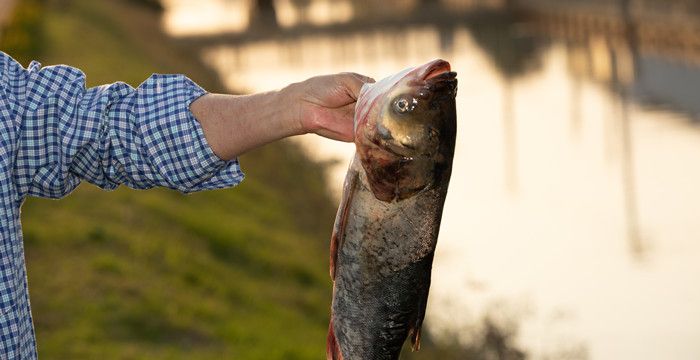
[0,51,244,358]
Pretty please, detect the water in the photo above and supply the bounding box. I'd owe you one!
[162,1,700,358]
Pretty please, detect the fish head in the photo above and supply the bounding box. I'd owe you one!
[354,59,457,202]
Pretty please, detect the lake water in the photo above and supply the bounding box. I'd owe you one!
[162,1,700,359]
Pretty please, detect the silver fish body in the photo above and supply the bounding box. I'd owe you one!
[327,59,457,360]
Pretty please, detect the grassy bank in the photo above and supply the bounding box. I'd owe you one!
[4,0,337,358]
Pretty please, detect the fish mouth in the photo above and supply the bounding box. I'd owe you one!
[425,71,458,98]
[413,59,457,99]
[421,59,453,81]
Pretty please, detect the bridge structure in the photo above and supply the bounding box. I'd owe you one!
[171,0,700,71]
[521,0,700,67]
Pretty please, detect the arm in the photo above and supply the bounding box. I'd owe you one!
[1,51,370,198]
[190,73,372,160]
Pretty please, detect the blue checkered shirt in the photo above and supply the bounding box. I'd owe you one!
[0,51,244,358]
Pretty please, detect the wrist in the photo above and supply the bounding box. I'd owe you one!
[278,82,308,137]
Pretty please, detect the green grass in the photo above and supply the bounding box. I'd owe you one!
[25,185,334,359]
[8,0,338,358]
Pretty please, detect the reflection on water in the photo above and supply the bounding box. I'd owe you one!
[164,1,700,359]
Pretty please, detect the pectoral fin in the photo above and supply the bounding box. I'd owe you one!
[329,167,358,280]
[408,297,427,352]
[409,254,434,352]
[326,317,344,360]
[410,326,423,351]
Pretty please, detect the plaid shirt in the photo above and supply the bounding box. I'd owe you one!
[0,51,244,358]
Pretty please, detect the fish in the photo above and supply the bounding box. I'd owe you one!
[327,59,457,360]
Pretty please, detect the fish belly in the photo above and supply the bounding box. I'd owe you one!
[331,174,438,360]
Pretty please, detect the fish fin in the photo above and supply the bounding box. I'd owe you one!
[330,167,359,279]
[408,308,426,352]
[326,318,344,360]
[410,252,434,352]
[410,326,422,351]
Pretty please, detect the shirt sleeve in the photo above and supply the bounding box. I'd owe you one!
[0,52,244,199]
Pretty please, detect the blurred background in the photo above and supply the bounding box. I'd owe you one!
[2,0,700,359]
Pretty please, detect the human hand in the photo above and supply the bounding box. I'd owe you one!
[285,72,375,142]
[191,72,374,161]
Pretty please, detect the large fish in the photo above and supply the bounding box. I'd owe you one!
[327,59,457,360]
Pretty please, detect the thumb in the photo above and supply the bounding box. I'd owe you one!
[340,72,376,101]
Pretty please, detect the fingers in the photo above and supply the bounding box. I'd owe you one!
[312,103,355,142]
[297,72,372,141]
[349,72,376,84]
[338,72,375,101]
[327,103,356,142]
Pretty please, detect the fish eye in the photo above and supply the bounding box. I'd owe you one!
[393,97,414,114]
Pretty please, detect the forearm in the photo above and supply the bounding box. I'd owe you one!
[190,90,302,161]
[190,72,371,161]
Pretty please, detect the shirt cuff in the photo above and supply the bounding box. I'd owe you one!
[180,80,245,193]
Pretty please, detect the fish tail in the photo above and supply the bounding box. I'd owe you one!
[326,318,343,360]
